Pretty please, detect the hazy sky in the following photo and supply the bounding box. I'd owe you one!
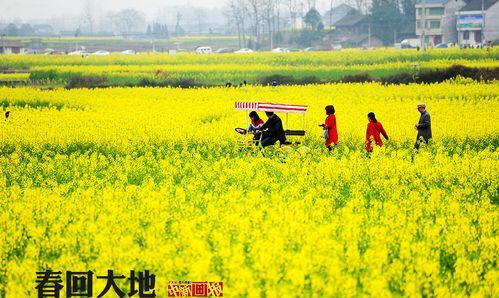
[0,0,226,21]
[1,0,350,22]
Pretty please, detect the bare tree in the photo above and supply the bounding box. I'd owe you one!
[226,0,285,49]
[82,0,95,33]
[94,5,106,33]
[353,0,368,14]
[306,0,317,10]
[327,0,337,28]
[275,0,282,45]
[262,0,276,49]
[175,12,184,36]
[226,0,248,49]
[112,9,145,37]
[285,0,299,31]
[247,0,263,49]
[195,8,206,35]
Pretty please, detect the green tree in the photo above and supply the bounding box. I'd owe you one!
[296,8,325,47]
[5,23,19,36]
[370,0,404,45]
[402,0,416,22]
[19,24,34,36]
[304,8,322,31]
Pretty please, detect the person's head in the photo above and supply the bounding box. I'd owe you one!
[417,103,426,114]
[265,111,274,118]
[249,111,259,121]
[325,105,335,115]
[367,112,377,123]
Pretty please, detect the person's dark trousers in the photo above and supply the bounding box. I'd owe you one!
[252,131,262,146]
[414,138,429,149]
[261,137,278,147]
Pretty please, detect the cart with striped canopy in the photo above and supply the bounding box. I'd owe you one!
[234,101,307,147]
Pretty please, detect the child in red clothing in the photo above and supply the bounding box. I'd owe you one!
[365,112,389,152]
[319,105,338,151]
[248,111,264,132]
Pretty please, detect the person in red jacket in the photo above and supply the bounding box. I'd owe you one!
[248,111,264,132]
[319,105,338,151]
[365,112,389,152]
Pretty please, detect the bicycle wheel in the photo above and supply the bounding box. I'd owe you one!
[235,128,247,135]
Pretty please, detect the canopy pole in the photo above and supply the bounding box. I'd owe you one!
[244,111,248,129]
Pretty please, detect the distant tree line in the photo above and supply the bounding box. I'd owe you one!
[225,0,418,48]
[146,23,170,38]
[1,23,36,36]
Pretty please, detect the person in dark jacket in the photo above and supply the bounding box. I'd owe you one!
[255,111,286,147]
[414,103,432,149]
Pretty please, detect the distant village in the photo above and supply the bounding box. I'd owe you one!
[0,0,497,54]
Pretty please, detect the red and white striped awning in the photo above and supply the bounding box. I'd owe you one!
[235,102,307,114]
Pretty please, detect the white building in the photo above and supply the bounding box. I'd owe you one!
[456,0,499,46]
[416,0,466,45]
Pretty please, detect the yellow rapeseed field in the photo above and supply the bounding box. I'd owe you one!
[28,59,499,76]
[0,81,498,297]
[0,73,30,82]
[2,48,498,86]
